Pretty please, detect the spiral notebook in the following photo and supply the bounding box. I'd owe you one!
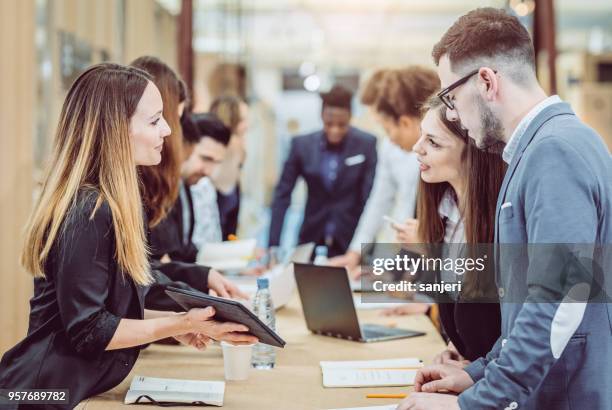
[124,376,225,406]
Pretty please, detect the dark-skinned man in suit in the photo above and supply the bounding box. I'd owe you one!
[268,84,377,257]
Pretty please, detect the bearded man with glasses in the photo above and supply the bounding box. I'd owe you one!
[398,7,612,410]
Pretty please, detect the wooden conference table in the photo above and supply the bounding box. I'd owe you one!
[78,295,445,410]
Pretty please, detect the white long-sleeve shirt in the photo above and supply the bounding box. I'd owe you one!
[190,177,223,249]
[348,138,420,252]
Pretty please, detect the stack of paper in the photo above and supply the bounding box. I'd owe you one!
[124,376,225,406]
[320,358,422,388]
[197,239,256,271]
[233,264,295,311]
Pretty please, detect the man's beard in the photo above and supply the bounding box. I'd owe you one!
[475,97,506,154]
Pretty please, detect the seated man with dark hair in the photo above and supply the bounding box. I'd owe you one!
[147,113,246,312]
[151,113,231,263]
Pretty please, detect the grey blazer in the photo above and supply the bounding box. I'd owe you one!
[458,102,612,410]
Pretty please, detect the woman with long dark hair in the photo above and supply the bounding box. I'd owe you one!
[130,56,245,302]
[393,98,506,363]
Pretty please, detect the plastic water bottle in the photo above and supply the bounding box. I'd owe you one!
[314,245,328,265]
[251,278,276,369]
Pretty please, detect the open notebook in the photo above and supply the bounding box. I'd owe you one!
[320,358,422,388]
[124,376,225,406]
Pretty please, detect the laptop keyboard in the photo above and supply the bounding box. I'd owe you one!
[362,324,413,339]
[363,329,392,338]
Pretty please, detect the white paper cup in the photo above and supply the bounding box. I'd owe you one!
[221,342,254,381]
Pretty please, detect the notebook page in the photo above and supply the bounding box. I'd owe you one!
[320,358,421,370]
[322,368,417,388]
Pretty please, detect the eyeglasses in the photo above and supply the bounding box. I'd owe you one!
[437,69,497,110]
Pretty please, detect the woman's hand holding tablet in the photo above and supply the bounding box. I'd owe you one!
[166,287,287,348]
[182,306,259,345]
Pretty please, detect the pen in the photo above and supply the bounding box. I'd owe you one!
[366,393,408,399]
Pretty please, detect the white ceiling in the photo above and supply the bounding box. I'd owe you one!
[190,0,612,68]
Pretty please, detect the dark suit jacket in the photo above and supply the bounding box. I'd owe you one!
[149,183,198,263]
[0,190,145,409]
[268,127,377,255]
[438,302,501,361]
[216,185,240,241]
[147,183,210,312]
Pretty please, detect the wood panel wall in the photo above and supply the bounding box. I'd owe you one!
[0,0,36,354]
[0,0,178,354]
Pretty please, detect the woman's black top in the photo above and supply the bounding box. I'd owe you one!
[0,191,145,409]
[438,302,501,361]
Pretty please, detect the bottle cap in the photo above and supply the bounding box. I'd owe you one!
[257,277,270,289]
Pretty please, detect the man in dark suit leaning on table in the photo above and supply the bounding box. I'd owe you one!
[268,84,377,257]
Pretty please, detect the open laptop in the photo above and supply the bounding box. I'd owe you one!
[294,263,425,342]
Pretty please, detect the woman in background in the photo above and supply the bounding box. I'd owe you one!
[0,63,256,409]
[329,67,438,281]
[130,56,245,306]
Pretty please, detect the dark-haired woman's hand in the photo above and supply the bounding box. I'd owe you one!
[392,218,421,244]
[432,341,470,367]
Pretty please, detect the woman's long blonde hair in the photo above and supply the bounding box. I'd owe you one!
[21,63,153,285]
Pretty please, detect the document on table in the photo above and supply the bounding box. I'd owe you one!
[233,264,294,311]
[320,358,422,388]
[124,375,225,406]
[197,238,256,271]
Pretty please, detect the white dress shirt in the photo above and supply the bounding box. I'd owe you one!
[503,95,562,164]
[438,189,466,298]
[190,177,223,249]
[348,138,420,252]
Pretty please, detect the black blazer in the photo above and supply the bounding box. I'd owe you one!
[0,191,145,409]
[149,183,199,263]
[146,184,210,312]
[268,127,377,255]
[438,302,501,361]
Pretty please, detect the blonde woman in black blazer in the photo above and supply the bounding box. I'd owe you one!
[0,63,257,409]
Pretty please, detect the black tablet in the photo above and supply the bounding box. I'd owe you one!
[165,287,286,348]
